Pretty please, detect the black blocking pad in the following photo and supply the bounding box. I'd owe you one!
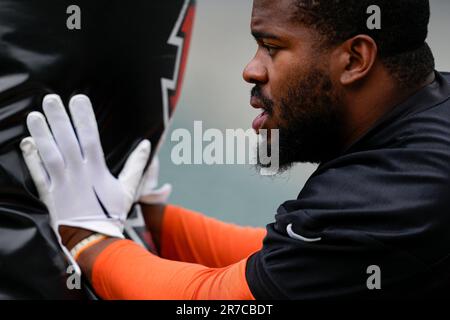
[0,0,195,299]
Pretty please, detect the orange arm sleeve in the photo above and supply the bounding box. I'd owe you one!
[92,240,255,300]
[160,205,266,268]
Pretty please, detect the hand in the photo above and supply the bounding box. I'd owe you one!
[20,94,150,250]
[134,149,172,253]
[137,156,172,205]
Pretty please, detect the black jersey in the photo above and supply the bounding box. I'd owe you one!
[247,71,450,300]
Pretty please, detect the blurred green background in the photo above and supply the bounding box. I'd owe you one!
[158,0,450,227]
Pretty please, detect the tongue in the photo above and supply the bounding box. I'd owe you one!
[252,111,268,133]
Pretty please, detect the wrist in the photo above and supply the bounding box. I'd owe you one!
[59,225,122,282]
[59,226,97,251]
[75,235,121,282]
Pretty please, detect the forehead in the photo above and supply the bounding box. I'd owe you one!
[251,0,306,39]
[252,0,295,20]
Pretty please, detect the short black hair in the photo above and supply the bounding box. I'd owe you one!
[293,0,435,87]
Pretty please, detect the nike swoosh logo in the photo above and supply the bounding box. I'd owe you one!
[286,223,322,242]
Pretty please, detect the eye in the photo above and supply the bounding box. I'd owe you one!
[261,43,278,57]
[263,44,278,57]
[266,46,276,56]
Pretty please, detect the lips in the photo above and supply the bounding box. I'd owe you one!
[250,96,264,109]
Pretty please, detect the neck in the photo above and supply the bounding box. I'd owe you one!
[340,70,435,151]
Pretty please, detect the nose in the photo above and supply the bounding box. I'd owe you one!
[243,54,268,85]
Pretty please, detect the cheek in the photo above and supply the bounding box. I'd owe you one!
[266,70,299,119]
[267,57,304,102]
[265,50,313,123]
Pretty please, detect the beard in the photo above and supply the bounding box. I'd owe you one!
[253,67,345,173]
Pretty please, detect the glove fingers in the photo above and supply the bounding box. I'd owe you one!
[119,139,151,198]
[42,94,84,167]
[140,183,172,204]
[26,111,65,177]
[20,137,51,194]
[139,156,160,192]
[69,94,105,166]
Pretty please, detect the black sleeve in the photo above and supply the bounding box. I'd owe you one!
[246,146,450,300]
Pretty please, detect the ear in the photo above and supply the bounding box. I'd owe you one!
[337,35,378,86]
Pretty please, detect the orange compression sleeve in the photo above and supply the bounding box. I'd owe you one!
[160,205,266,268]
[92,239,255,300]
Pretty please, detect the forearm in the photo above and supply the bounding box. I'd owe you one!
[156,205,266,268]
[140,203,166,252]
[80,239,255,300]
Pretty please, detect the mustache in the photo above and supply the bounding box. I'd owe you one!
[251,86,274,115]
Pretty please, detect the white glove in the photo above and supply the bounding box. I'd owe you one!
[137,156,172,205]
[20,94,150,239]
